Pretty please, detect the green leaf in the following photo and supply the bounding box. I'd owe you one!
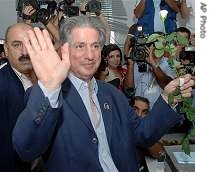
[166,32,176,43]
[157,37,165,43]
[182,97,192,105]
[168,94,174,106]
[173,87,180,96]
[154,49,164,58]
[177,33,189,46]
[188,127,195,140]
[169,44,176,49]
[147,33,161,43]
[164,45,171,53]
[182,137,190,155]
[185,109,195,121]
[154,41,164,49]
[167,58,175,69]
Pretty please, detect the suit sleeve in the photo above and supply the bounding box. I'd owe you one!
[129,96,184,147]
[12,84,62,161]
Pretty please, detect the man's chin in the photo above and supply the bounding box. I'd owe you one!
[20,63,33,72]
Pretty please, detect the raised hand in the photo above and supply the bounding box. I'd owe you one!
[23,27,70,92]
[145,45,159,67]
[162,74,194,102]
[22,4,36,15]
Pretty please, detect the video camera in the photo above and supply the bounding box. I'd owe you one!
[130,26,149,72]
[58,0,79,18]
[179,45,195,75]
[180,45,195,64]
[17,0,57,24]
[85,0,102,13]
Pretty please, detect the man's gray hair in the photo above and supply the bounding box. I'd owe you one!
[59,16,106,47]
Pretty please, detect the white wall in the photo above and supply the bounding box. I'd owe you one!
[0,0,17,39]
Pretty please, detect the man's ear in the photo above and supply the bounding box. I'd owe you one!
[3,43,8,57]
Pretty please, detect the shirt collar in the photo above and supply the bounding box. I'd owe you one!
[12,67,33,91]
[68,73,98,94]
[12,67,30,81]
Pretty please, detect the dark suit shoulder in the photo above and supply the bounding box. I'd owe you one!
[0,60,26,99]
[96,79,123,95]
[0,62,22,90]
[0,62,9,76]
[96,79,129,106]
[0,63,10,90]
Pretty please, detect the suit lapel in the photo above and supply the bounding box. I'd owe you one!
[97,82,113,145]
[61,79,95,133]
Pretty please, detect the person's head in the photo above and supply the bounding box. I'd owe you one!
[4,22,33,74]
[175,27,191,58]
[133,96,150,118]
[176,27,191,40]
[60,16,106,82]
[101,44,122,69]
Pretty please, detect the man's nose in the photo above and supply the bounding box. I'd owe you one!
[22,45,28,54]
[86,47,95,60]
[139,110,143,117]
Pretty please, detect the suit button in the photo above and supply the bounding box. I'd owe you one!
[92,137,97,144]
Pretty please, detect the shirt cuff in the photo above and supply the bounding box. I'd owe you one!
[38,81,61,108]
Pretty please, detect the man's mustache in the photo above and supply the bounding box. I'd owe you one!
[18,54,30,62]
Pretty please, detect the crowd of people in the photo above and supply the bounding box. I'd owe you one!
[0,0,195,172]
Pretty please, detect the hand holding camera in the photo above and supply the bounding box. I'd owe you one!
[22,4,36,21]
[145,45,160,69]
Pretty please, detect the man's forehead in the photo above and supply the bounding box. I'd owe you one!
[71,27,99,36]
[135,100,149,107]
[71,29,100,44]
[7,25,32,42]
[178,31,189,38]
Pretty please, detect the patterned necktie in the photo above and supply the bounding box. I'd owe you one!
[88,82,98,128]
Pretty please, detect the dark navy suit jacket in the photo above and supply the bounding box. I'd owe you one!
[13,78,182,172]
[0,62,31,171]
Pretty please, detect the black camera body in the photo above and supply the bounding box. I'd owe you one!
[58,0,79,17]
[179,45,195,64]
[85,0,102,13]
[17,0,57,24]
[179,45,195,75]
[130,26,148,72]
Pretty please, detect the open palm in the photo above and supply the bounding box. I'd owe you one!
[23,27,70,92]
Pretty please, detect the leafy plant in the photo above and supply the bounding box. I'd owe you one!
[146,32,195,155]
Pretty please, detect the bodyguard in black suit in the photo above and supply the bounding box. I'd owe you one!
[0,23,36,172]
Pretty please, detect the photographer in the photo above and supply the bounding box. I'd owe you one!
[79,0,111,45]
[134,0,180,34]
[21,1,61,50]
[124,26,176,108]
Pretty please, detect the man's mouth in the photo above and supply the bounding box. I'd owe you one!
[19,55,30,62]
